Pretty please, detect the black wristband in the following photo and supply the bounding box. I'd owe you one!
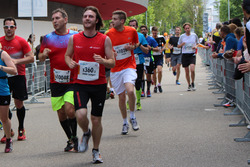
[138,43,142,47]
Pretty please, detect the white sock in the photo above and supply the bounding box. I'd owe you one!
[130,111,135,119]
[123,118,128,125]
[158,83,161,86]
[110,88,114,92]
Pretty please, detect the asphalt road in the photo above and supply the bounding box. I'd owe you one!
[0,55,249,167]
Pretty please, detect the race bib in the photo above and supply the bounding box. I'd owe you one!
[113,43,131,60]
[183,43,195,53]
[153,46,162,56]
[54,69,71,83]
[173,47,181,54]
[144,57,150,66]
[78,60,99,81]
[134,54,140,65]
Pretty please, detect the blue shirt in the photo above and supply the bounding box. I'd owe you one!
[0,51,10,96]
[144,36,158,62]
[237,36,244,51]
[134,32,148,64]
[218,33,238,59]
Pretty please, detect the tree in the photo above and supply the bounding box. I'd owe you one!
[216,0,243,22]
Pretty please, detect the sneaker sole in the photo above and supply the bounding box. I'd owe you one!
[93,159,103,164]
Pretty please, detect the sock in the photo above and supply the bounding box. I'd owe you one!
[158,83,161,87]
[110,88,114,92]
[84,129,90,135]
[69,118,77,137]
[60,119,72,139]
[130,111,135,119]
[8,109,12,120]
[147,80,151,91]
[123,118,128,125]
[136,89,141,103]
[141,80,145,92]
[92,148,99,152]
[16,106,25,130]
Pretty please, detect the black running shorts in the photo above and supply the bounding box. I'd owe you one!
[74,83,107,117]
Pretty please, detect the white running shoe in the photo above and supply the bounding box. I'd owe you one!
[78,129,91,153]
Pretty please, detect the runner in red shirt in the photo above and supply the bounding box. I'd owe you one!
[39,8,78,152]
[0,17,34,143]
[65,6,115,163]
[106,10,140,135]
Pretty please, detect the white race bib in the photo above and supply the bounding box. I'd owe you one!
[144,57,150,66]
[153,46,162,56]
[183,43,195,53]
[134,54,140,65]
[113,43,131,60]
[173,47,181,54]
[78,60,99,81]
[54,69,71,83]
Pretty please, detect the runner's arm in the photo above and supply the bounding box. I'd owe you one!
[65,36,78,69]
[94,36,115,69]
[13,51,34,65]
[0,51,17,75]
[139,44,149,54]
[38,48,51,62]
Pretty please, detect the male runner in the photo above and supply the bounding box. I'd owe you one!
[128,19,148,110]
[140,25,159,97]
[168,27,182,85]
[151,26,166,93]
[106,10,140,135]
[65,6,115,163]
[0,17,34,142]
[178,23,199,91]
[39,8,78,152]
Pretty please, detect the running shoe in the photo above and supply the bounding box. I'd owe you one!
[17,129,26,141]
[0,121,3,130]
[1,129,15,143]
[92,149,103,164]
[154,86,157,93]
[147,90,151,97]
[72,136,78,152]
[5,139,13,153]
[173,71,177,76]
[187,85,192,91]
[191,83,196,91]
[136,103,142,110]
[130,118,139,131]
[121,124,129,135]
[110,91,115,99]
[141,91,145,97]
[78,129,91,153]
[64,139,74,152]
[176,80,181,85]
[223,101,234,108]
[158,85,163,93]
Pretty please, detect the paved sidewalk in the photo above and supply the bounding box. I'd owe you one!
[0,55,249,167]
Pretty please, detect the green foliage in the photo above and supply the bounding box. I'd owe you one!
[217,0,243,22]
[101,0,204,37]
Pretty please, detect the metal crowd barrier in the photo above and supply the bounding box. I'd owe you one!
[24,59,51,104]
[197,47,250,143]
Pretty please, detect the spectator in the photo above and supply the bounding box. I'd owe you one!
[212,25,238,59]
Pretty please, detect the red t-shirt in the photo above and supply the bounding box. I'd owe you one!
[72,32,107,85]
[40,30,77,84]
[0,35,31,75]
[106,26,138,72]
